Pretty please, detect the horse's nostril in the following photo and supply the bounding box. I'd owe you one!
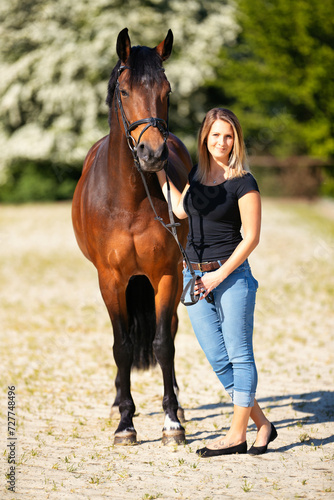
[137,143,148,161]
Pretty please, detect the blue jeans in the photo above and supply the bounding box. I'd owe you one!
[183,260,258,408]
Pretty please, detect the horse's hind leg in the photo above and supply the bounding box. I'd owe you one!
[99,275,137,445]
[154,276,185,445]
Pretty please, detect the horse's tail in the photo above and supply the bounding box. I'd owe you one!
[126,275,157,370]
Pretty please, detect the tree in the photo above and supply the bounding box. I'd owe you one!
[206,0,334,159]
[0,0,237,201]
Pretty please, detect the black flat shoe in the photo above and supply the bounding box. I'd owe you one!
[196,441,247,458]
[248,423,278,455]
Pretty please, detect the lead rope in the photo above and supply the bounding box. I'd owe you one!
[164,174,199,306]
[136,162,213,306]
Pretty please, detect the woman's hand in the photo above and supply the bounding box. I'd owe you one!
[194,190,261,300]
[194,270,222,300]
[156,170,189,220]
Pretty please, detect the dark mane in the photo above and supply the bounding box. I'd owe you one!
[106,45,166,119]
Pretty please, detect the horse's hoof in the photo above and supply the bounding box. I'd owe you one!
[114,430,137,446]
[162,429,186,446]
[177,407,186,423]
[110,405,120,419]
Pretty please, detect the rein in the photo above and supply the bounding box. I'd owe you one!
[115,66,212,306]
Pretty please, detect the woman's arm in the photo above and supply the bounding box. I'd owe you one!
[156,170,189,219]
[197,190,261,299]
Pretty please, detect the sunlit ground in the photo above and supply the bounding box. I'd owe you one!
[0,199,333,499]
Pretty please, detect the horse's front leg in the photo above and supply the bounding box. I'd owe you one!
[153,274,185,445]
[171,292,186,423]
[99,273,137,445]
[110,369,121,419]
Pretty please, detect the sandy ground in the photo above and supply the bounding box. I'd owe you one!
[0,198,333,499]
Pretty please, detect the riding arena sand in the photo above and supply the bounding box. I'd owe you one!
[0,198,333,499]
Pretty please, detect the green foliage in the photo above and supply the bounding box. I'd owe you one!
[0,161,78,202]
[0,0,237,201]
[0,0,333,201]
[320,165,334,197]
[206,0,334,159]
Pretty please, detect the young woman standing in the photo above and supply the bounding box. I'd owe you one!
[157,108,277,457]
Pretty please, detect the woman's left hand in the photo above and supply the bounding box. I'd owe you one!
[195,270,222,300]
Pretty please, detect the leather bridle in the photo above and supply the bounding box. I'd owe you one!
[115,65,169,169]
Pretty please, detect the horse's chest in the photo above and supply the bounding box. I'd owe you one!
[122,222,169,256]
[103,212,172,266]
[133,225,169,256]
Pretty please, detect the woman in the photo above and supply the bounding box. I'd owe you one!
[157,108,277,457]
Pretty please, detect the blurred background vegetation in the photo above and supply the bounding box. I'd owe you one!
[0,0,333,202]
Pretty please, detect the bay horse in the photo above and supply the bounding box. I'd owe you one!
[72,28,192,445]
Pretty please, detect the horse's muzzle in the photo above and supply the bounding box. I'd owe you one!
[137,141,169,172]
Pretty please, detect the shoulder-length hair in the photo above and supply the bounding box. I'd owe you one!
[195,108,248,184]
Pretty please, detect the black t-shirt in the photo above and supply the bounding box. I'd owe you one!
[183,166,259,262]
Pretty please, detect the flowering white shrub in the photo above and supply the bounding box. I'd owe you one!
[0,0,237,182]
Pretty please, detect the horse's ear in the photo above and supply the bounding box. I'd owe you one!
[155,29,173,61]
[116,28,131,64]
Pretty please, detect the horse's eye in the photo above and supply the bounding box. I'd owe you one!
[120,89,129,97]
[165,89,172,100]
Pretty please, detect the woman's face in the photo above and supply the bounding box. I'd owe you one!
[206,119,234,165]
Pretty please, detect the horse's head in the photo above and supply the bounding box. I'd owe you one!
[107,28,173,172]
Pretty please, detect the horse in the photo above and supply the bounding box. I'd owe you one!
[72,28,192,445]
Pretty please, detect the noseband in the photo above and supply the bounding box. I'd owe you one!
[115,65,169,168]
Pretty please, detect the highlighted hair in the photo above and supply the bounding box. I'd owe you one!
[195,108,248,184]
